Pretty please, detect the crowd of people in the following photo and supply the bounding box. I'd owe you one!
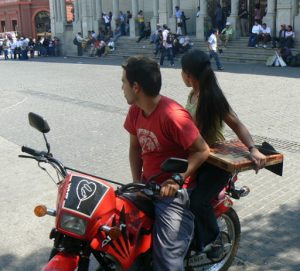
[0,33,60,60]
[73,9,135,57]
[248,21,295,49]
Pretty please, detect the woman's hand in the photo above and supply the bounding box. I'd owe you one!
[249,147,267,173]
[160,179,180,197]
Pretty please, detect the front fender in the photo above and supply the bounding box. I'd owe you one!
[41,252,79,271]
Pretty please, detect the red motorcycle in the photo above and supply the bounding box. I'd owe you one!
[20,112,283,271]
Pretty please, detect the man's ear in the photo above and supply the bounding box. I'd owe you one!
[132,82,141,94]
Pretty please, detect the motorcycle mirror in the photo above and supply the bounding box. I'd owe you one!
[28,112,50,133]
[160,157,188,173]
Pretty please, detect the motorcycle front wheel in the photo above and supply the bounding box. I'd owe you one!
[185,207,241,271]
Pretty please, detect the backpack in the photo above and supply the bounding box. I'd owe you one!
[73,37,79,46]
[289,54,300,67]
[166,32,173,44]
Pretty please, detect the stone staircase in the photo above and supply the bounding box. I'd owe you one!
[106,36,300,64]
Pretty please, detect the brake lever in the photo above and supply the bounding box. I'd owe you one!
[19,155,48,163]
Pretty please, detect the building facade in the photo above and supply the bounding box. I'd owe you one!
[0,0,50,38]
[51,0,300,55]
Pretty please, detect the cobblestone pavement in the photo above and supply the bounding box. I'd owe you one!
[0,56,299,271]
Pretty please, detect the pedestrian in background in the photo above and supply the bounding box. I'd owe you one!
[75,32,84,56]
[208,29,223,70]
[238,3,249,37]
[160,25,174,67]
[214,4,223,33]
[137,10,145,37]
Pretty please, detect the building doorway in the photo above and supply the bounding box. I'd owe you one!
[240,0,267,30]
[35,11,50,37]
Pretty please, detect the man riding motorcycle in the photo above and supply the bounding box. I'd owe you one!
[122,55,210,270]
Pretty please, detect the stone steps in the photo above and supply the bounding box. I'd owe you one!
[106,36,300,64]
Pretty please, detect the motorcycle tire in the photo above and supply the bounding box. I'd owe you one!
[185,207,241,271]
[209,207,241,271]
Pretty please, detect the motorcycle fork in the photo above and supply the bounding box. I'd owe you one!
[49,228,91,271]
[49,228,63,260]
[78,244,91,271]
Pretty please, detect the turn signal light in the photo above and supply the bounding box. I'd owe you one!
[34,205,47,217]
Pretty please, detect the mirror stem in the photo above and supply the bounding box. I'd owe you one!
[43,133,51,154]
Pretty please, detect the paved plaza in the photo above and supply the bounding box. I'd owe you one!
[0,56,299,271]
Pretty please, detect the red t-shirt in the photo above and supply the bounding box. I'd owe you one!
[124,96,200,187]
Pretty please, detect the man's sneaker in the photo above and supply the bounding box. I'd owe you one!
[263,45,267,48]
[218,67,224,70]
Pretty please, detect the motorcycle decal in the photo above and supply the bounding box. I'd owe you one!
[101,207,130,259]
[63,175,109,217]
[76,179,97,209]
[120,206,130,254]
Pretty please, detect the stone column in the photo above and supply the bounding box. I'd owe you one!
[112,0,119,30]
[158,0,169,26]
[130,0,139,38]
[196,0,207,40]
[53,0,65,33]
[61,0,67,24]
[294,0,300,42]
[94,0,102,32]
[168,0,179,32]
[151,0,159,35]
[263,0,276,36]
[49,0,56,37]
[81,0,93,36]
[73,0,82,34]
[276,0,293,33]
[227,0,239,38]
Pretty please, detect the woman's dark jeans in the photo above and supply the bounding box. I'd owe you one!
[190,163,231,250]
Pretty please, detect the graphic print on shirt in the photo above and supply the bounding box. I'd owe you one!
[137,128,160,153]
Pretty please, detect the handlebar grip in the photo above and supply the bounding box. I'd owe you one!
[21,146,41,156]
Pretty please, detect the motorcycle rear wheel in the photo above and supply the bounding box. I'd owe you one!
[185,207,241,271]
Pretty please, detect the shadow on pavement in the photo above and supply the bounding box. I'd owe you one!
[239,200,300,270]
[0,248,49,271]
[1,55,299,79]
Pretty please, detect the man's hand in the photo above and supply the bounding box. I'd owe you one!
[160,179,180,197]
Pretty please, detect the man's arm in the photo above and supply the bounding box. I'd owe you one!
[129,134,143,183]
[160,135,209,197]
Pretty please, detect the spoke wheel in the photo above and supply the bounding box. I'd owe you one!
[185,208,241,271]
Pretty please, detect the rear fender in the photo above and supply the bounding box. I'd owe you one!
[41,252,79,271]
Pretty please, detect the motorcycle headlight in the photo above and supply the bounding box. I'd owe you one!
[60,213,87,235]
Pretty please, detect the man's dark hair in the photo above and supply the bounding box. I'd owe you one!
[122,56,162,97]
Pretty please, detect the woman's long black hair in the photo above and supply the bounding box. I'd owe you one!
[181,49,230,142]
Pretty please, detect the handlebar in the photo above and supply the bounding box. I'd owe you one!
[20,145,67,178]
[117,182,161,197]
[21,146,43,156]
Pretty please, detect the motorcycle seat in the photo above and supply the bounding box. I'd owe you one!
[121,193,155,219]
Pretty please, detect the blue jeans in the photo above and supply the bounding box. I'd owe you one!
[153,189,194,271]
[209,50,222,69]
[248,33,258,47]
[160,47,174,66]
